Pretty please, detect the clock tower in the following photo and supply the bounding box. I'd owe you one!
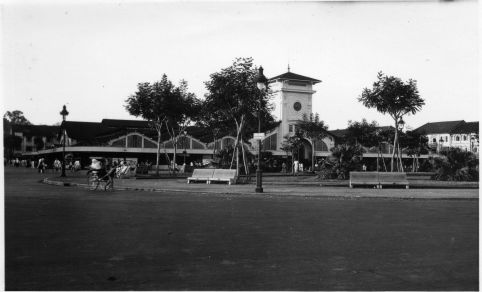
[268,69,321,145]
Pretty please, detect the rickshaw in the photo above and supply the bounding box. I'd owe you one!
[86,158,114,191]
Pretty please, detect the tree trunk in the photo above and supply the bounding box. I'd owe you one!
[391,121,399,172]
[241,137,249,176]
[236,146,239,177]
[156,132,161,176]
[312,139,315,172]
[230,123,241,170]
[155,122,163,176]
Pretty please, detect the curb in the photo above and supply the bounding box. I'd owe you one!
[41,178,478,201]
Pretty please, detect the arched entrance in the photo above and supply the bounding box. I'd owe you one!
[297,139,312,168]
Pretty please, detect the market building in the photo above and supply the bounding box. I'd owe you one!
[8,69,474,170]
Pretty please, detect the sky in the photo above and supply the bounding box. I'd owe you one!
[2,0,479,130]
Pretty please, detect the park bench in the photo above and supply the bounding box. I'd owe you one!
[349,171,410,189]
[349,172,381,188]
[187,169,215,184]
[378,172,409,189]
[208,169,237,185]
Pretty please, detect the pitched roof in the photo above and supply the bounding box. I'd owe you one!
[329,126,394,139]
[452,121,479,134]
[62,121,111,142]
[414,120,465,135]
[269,71,321,84]
[11,124,59,137]
[329,129,348,138]
[101,119,151,129]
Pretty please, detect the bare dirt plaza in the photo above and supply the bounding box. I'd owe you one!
[4,167,478,290]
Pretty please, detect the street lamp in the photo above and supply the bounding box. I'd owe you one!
[255,66,268,193]
[60,105,69,177]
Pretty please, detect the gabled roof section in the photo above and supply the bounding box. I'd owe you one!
[101,119,151,129]
[414,120,465,135]
[62,121,111,142]
[329,129,348,138]
[269,71,321,84]
[452,121,479,134]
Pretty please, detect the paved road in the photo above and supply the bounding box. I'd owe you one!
[5,167,479,290]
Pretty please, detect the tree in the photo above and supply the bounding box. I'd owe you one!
[162,79,201,170]
[297,113,328,171]
[125,74,199,175]
[4,110,31,125]
[358,72,425,172]
[345,119,379,147]
[399,130,428,172]
[203,57,275,175]
[280,129,305,175]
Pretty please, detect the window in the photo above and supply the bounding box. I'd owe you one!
[463,135,467,141]
[289,124,294,132]
[445,136,448,142]
[127,135,142,148]
[143,139,157,148]
[432,138,436,143]
[456,136,460,141]
[111,138,126,147]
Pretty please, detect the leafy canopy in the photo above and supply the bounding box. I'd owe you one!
[358,72,425,121]
[297,113,328,141]
[202,57,276,139]
[125,74,200,129]
[4,110,31,125]
[345,119,379,147]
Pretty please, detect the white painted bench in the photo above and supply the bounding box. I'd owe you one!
[349,171,409,189]
[349,172,380,188]
[378,172,409,189]
[209,169,237,185]
[187,169,215,184]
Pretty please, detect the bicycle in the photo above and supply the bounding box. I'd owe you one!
[86,170,113,191]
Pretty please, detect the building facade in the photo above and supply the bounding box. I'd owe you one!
[414,120,479,153]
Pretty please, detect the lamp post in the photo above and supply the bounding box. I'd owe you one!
[255,66,268,193]
[60,105,69,177]
[438,137,444,154]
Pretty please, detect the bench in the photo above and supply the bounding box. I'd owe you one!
[209,169,237,185]
[349,171,410,189]
[349,172,381,188]
[378,172,409,189]
[187,169,215,184]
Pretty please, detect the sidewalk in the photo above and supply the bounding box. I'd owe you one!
[43,171,479,200]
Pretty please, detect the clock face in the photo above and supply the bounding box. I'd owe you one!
[293,102,302,111]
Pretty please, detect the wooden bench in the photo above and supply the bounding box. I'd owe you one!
[349,172,380,188]
[378,172,410,189]
[187,169,215,184]
[209,169,237,185]
[349,171,410,189]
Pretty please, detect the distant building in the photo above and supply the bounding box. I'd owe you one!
[6,124,60,154]
[414,120,479,153]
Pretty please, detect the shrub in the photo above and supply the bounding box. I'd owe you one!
[432,148,478,181]
[317,144,364,180]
